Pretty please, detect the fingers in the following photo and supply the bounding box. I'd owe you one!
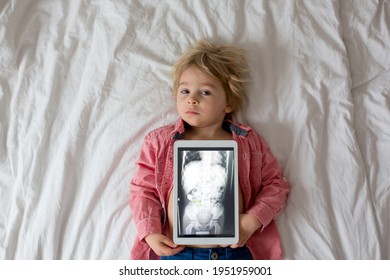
[168,245,185,255]
[230,239,246,249]
[151,235,184,256]
[160,236,179,248]
[220,240,245,249]
[160,236,185,255]
[230,243,243,249]
[158,244,185,257]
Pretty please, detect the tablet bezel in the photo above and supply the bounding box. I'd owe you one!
[173,140,239,245]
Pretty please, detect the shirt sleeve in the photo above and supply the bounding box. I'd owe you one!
[246,131,290,230]
[129,132,163,240]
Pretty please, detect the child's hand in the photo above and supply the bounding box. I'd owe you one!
[145,233,185,257]
[230,214,262,249]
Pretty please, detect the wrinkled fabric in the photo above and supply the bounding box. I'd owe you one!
[129,119,290,260]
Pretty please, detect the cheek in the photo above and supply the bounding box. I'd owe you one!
[176,98,184,111]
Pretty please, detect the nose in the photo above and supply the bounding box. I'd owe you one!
[187,98,198,105]
[187,93,199,105]
[187,99,198,105]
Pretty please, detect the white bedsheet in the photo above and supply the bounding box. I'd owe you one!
[0,0,389,259]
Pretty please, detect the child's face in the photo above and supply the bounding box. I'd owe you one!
[176,65,231,129]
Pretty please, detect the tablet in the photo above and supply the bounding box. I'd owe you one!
[173,140,239,245]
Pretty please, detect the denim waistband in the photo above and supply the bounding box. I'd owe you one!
[160,246,253,260]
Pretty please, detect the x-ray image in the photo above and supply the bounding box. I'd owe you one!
[176,148,235,237]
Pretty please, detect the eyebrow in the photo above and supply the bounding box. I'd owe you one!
[178,82,217,89]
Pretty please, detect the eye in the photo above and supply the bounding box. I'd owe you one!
[200,90,211,96]
[180,89,190,95]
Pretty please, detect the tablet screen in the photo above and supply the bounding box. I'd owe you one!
[173,140,238,245]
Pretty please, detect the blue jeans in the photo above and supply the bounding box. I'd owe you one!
[160,246,253,260]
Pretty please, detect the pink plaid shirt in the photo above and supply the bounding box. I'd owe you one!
[130,119,290,259]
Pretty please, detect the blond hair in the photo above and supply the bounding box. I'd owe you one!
[172,40,248,119]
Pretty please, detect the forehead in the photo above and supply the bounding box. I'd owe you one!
[179,65,222,86]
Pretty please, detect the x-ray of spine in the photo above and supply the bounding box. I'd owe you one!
[177,149,235,236]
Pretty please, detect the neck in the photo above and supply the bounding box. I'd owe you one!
[184,123,231,140]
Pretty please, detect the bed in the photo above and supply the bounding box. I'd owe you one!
[0,0,389,260]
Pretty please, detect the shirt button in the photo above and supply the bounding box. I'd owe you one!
[211,252,218,260]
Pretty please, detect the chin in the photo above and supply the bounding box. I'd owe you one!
[182,118,200,127]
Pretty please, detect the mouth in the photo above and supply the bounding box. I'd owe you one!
[185,110,199,115]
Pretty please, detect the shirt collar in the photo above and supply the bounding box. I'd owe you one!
[172,118,249,139]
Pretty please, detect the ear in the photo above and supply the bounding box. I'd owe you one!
[225,103,233,114]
